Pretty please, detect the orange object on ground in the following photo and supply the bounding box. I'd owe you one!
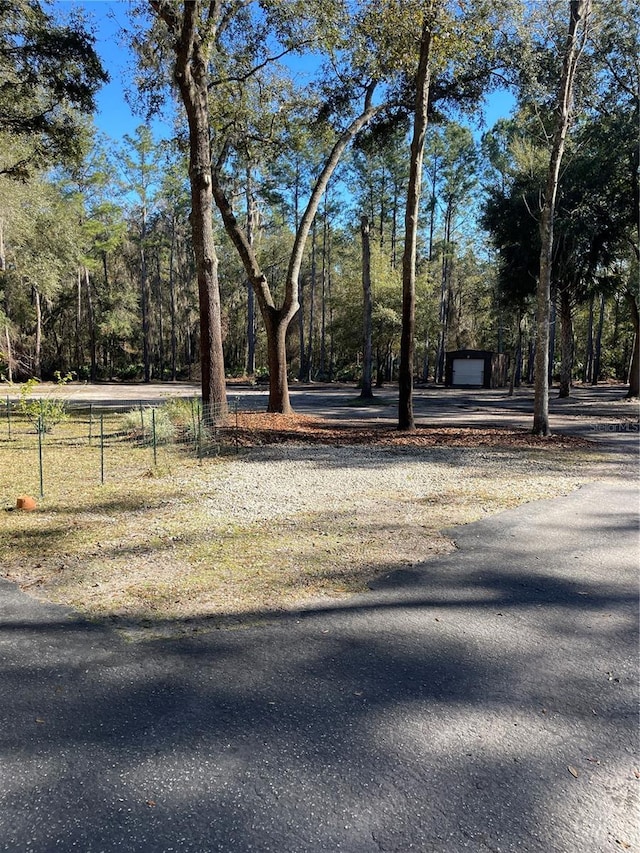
[16,495,37,511]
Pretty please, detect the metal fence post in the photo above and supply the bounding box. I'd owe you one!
[191,397,197,452]
[235,396,239,453]
[100,414,105,485]
[152,407,157,466]
[38,418,44,498]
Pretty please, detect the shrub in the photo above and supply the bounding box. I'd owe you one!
[17,372,71,434]
[120,406,176,445]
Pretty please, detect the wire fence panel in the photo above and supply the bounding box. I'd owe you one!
[1,396,241,499]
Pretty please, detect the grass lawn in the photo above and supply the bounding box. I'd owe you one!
[1,411,600,639]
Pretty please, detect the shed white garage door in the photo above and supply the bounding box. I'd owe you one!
[452,358,484,385]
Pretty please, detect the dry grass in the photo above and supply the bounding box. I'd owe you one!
[1,412,600,639]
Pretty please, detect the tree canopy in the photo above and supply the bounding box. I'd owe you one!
[0,0,637,404]
[0,0,108,177]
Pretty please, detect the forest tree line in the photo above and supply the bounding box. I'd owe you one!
[1,0,638,410]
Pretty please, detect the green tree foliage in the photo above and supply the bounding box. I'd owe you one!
[0,0,107,176]
[1,0,636,401]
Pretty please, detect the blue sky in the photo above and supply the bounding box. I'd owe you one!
[59,1,159,141]
[58,0,516,145]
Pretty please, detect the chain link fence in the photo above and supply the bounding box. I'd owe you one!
[1,395,243,499]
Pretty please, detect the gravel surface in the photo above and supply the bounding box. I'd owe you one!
[179,443,593,528]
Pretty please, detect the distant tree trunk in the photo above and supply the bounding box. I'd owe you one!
[527,335,535,384]
[548,295,556,386]
[168,216,178,381]
[294,162,306,383]
[427,156,438,262]
[558,288,573,397]
[379,169,386,247]
[84,267,97,382]
[139,211,152,383]
[592,292,605,385]
[508,316,523,397]
[305,220,317,382]
[422,333,430,383]
[0,219,10,383]
[319,191,329,379]
[360,215,373,399]
[155,252,165,379]
[399,9,432,431]
[625,290,639,397]
[75,269,82,370]
[435,206,453,383]
[376,343,384,388]
[33,285,42,378]
[583,293,594,384]
[391,180,400,270]
[327,263,335,381]
[4,323,13,383]
[533,0,591,435]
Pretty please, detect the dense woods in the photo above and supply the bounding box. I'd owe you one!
[1,0,638,415]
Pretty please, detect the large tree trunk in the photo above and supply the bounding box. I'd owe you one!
[151,0,227,419]
[558,287,573,397]
[399,10,432,431]
[264,308,293,414]
[360,215,373,399]
[533,0,591,434]
[245,171,257,376]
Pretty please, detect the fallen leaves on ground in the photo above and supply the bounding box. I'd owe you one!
[224,413,593,450]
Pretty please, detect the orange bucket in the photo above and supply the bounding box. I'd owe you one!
[16,495,37,511]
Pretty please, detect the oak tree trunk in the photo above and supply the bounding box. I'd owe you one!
[533,0,591,434]
[211,84,380,413]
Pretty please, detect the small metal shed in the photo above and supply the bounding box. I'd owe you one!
[445,349,507,388]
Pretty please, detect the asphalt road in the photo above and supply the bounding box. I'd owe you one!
[1,386,638,852]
